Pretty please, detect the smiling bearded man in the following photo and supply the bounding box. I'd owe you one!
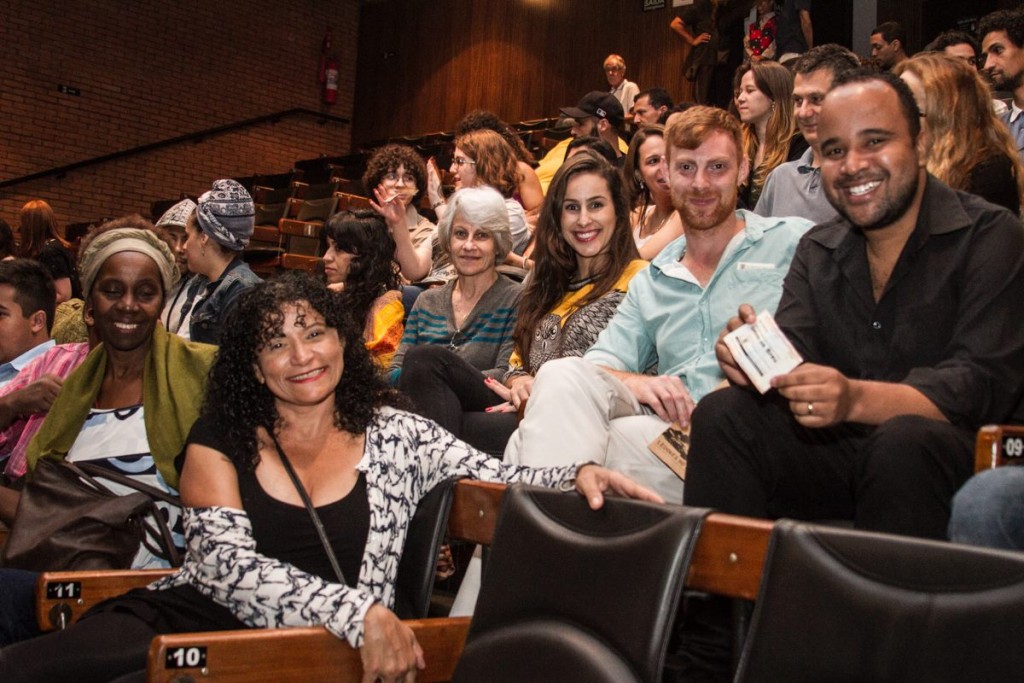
[678,66,1024,682]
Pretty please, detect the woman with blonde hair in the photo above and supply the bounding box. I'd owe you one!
[895,52,1023,213]
[733,60,805,207]
[17,200,81,302]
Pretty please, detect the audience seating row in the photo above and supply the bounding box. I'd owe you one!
[33,470,1024,682]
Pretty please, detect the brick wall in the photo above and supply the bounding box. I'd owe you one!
[0,0,359,231]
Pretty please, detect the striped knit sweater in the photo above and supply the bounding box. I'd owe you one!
[389,275,520,383]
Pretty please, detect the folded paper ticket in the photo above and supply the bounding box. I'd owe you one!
[722,311,803,393]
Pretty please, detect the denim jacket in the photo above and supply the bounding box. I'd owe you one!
[189,258,262,345]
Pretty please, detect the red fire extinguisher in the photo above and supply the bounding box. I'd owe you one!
[320,28,338,105]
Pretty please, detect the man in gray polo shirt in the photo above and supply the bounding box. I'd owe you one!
[754,45,859,223]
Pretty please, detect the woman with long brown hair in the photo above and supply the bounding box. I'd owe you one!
[733,60,805,207]
[895,52,1023,213]
[622,125,684,260]
[17,200,81,302]
[397,153,645,455]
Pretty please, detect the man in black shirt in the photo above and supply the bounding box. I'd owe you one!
[684,70,1024,541]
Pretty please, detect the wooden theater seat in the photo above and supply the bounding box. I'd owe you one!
[148,618,471,683]
[143,482,772,682]
[36,569,172,632]
[33,480,772,682]
[280,253,320,273]
[974,424,1024,472]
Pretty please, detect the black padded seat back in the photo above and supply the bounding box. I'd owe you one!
[452,484,710,683]
[736,519,1024,682]
[393,477,456,619]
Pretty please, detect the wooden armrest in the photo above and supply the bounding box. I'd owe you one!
[36,569,173,631]
[146,617,471,683]
[448,481,771,600]
[448,480,504,545]
[281,253,321,273]
[975,425,1024,473]
[687,512,773,601]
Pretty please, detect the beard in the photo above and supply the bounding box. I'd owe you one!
[825,169,920,232]
[673,189,736,232]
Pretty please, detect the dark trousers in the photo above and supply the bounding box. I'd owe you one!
[685,387,975,539]
[672,387,976,681]
[398,345,517,457]
[0,570,40,647]
[0,612,154,683]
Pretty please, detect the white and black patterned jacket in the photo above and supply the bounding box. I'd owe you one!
[151,407,579,647]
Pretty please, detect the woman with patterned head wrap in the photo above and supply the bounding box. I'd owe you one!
[183,179,262,344]
[154,199,203,338]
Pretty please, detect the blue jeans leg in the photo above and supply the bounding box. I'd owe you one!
[949,467,1024,551]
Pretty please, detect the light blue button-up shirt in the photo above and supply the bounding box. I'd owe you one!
[584,210,813,401]
[0,338,56,389]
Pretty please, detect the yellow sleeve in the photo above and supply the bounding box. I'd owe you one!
[365,295,405,368]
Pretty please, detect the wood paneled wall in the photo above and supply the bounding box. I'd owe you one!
[354,1,710,145]
[352,0,867,146]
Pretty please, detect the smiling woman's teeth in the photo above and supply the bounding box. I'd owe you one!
[290,368,324,381]
[114,322,139,331]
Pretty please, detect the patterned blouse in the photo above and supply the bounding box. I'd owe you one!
[150,406,580,647]
[505,259,648,380]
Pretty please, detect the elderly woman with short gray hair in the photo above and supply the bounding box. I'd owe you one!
[391,186,521,451]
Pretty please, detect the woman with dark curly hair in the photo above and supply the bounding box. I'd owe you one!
[0,271,662,682]
[322,211,404,366]
[622,125,684,259]
[360,144,441,284]
[17,199,81,302]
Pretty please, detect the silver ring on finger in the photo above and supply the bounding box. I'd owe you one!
[807,402,814,416]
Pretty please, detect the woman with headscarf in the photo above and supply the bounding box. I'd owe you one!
[183,179,262,344]
[0,215,216,646]
[155,199,204,338]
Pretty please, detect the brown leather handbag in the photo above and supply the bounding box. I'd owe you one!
[1,458,181,571]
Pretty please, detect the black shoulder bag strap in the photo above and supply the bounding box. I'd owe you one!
[268,431,347,586]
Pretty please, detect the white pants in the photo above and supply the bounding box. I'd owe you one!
[504,357,685,504]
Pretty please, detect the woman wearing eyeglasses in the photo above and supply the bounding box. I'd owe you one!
[390,187,519,407]
[421,130,531,261]
[360,145,445,284]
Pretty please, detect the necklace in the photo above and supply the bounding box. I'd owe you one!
[641,206,671,238]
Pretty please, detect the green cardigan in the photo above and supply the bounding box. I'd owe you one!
[26,324,217,489]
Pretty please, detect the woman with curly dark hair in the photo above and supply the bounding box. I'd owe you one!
[322,211,404,366]
[0,271,662,682]
[360,144,441,284]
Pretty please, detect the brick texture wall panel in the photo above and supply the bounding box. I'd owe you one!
[0,0,359,229]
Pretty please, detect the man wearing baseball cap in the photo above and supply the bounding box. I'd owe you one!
[560,90,626,162]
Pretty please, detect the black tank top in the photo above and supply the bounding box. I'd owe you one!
[189,414,370,584]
